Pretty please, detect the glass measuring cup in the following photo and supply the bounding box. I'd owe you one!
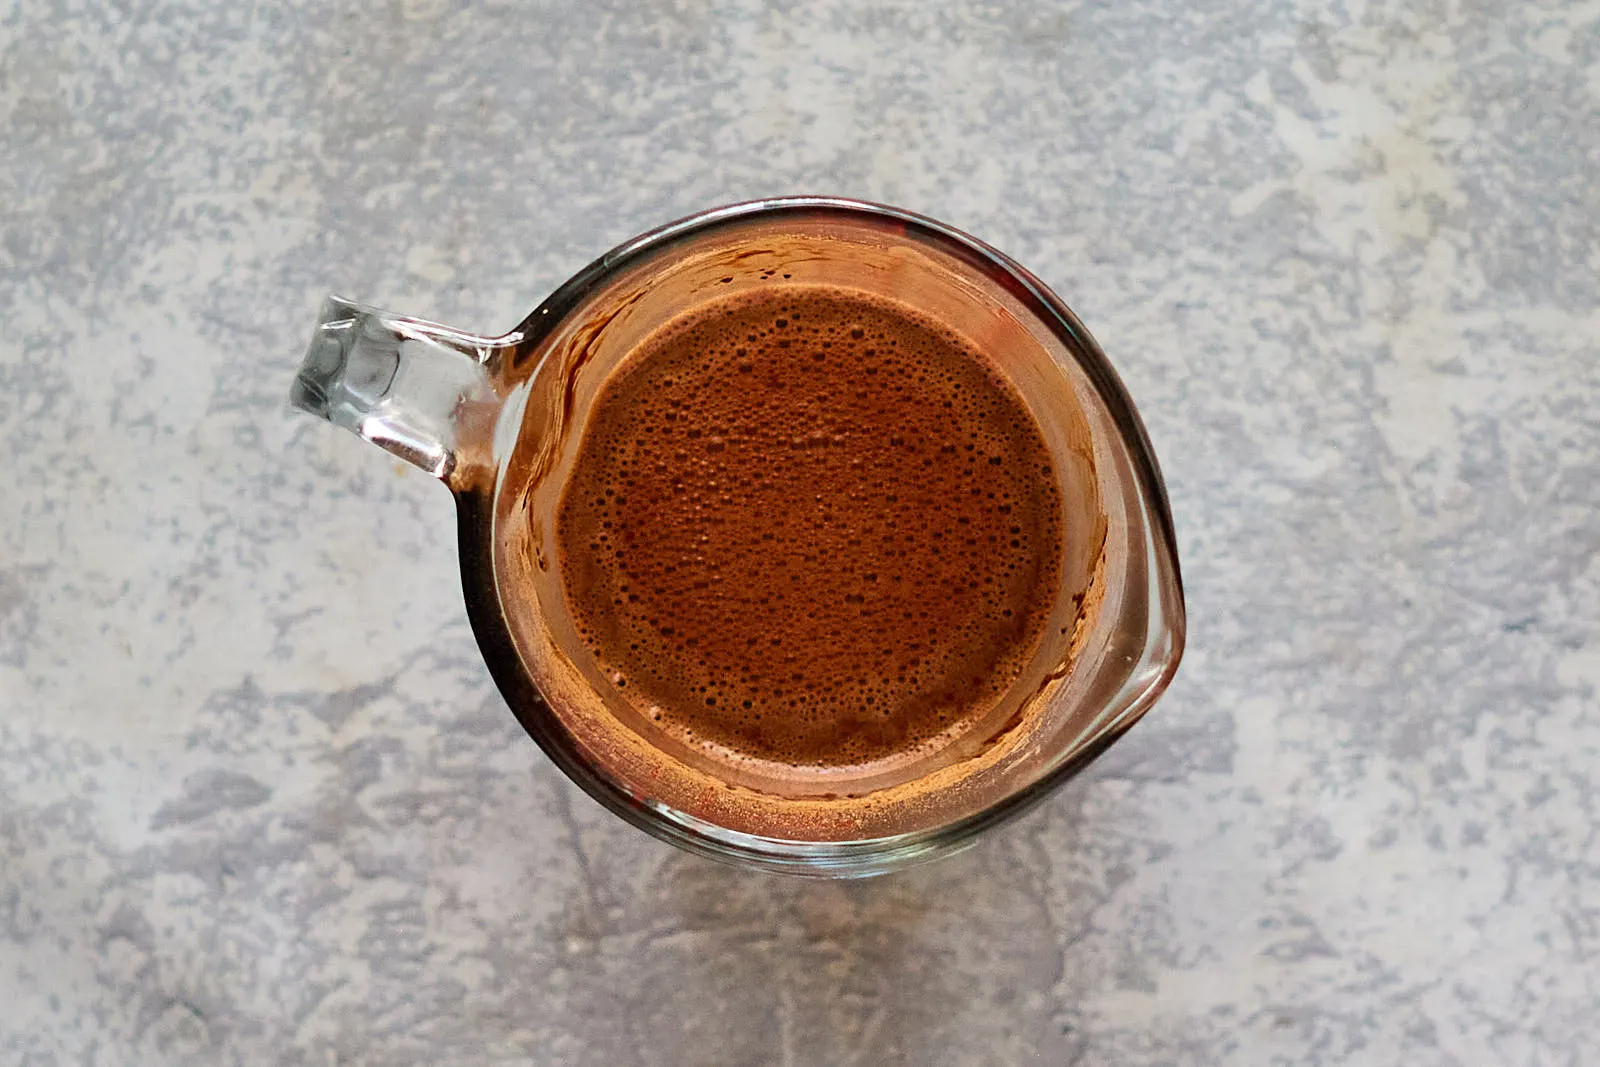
[289,197,1185,876]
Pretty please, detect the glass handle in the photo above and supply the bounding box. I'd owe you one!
[289,296,510,486]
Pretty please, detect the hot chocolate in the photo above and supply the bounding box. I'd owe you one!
[555,284,1065,775]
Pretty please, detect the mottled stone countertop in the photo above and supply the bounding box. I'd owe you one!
[3,1,1597,1064]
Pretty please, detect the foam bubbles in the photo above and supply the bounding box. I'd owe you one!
[554,285,1065,771]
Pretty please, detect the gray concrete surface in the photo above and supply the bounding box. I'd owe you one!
[3,1,1598,1063]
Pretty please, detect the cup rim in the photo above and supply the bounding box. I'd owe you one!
[455,196,1186,876]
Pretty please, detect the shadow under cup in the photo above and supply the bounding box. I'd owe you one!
[485,205,1182,872]
[292,199,1183,876]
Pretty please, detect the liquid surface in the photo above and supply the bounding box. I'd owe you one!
[555,285,1064,773]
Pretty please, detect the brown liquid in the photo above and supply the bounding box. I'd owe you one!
[555,285,1064,774]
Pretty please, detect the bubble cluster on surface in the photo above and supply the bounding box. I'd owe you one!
[555,285,1065,772]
